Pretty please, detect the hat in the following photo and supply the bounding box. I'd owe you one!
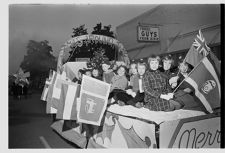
[178,55,185,64]
[137,58,147,67]
[162,54,173,61]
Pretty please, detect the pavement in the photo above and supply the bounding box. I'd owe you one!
[8,92,79,149]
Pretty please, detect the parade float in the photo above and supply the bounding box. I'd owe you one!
[41,33,221,148]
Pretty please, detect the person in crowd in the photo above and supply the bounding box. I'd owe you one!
[14,76,29,99]
[92,68,102,80]
[128,61,138,85]
[143,55,175,111]
[108,65,128,100]
[115,60,146,107]
[160,55,178,78]
[84,69,92,77]
[102,60,115,84]
[111,60,118,74]
[72,69,84,84]
[169,59,206,112]
[159,55,179,91]
[169,56,193,89]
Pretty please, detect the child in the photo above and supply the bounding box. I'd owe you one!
[92,68,102,80]
[108,65,128,100]
[116,60,146,107]
[169,60,206,112]
[102,60,115,84]
[72,69,84,84]
[84,69,92,77]
[128,62,138,85]
[143,55,174,111]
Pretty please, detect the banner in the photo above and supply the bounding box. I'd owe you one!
[160,114,220,148]
[88,112,157,148]
[56,81,80,120]
[184,56,220,113]
[77,75,111,126]
[57,34,130,72]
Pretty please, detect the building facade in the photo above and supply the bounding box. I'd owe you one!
[116,4,221,64]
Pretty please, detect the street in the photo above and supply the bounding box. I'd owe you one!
[8,92,79,148]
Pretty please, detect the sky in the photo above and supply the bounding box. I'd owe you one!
[9,4,157,74]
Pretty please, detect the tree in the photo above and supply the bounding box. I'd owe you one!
[67,23,117,63]
[20,40,57,88]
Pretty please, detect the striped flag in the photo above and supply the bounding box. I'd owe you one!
[56,81,80,120]
[46,71,60,114]
[40,78,51,101]
[184,56,220,113]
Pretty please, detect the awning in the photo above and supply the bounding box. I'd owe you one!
[167,27,220,53]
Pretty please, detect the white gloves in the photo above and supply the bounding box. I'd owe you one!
[160,93,174,100]
[183,88,192,93]
[169,76,179,85]
[126,89,136,97]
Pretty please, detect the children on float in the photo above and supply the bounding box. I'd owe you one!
[142,55,174,111]
[160,55,177,78]
[72,69,84,84]
[84,69,92,77]
[91,68,102,80]
[108,65,128,100]
[115,60,146,107]
[169,58,206,112]
[128,61,138,85]
[102,60,115,84]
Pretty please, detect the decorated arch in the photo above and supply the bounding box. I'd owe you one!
[57,34,130,72]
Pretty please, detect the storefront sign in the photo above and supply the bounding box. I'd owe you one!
[137,26,160,42]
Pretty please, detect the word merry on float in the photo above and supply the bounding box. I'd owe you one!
[178,128,220,148]
[63,34,126,52]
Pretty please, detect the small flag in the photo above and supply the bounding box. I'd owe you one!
[185,30,210,67]
[40,79,50,101]
[56,81,80,120]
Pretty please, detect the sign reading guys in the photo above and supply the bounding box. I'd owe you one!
[77,75,111,126]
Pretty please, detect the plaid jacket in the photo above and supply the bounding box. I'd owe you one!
[142,70,172,111]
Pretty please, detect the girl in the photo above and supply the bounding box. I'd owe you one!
[143,55,174,111]
[108,65,128,100]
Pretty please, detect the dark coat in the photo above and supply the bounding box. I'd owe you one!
[142,70,172,111]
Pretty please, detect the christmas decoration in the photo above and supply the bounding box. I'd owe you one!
[86,47,109,72]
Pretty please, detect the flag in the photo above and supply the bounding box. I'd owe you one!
[77,75,111,126]
[184,56,220,113]
[56,81,80,120]
[185,30,210,67]
[46,71,58,114]
[46,71,68,114]
[40,78,51,101]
